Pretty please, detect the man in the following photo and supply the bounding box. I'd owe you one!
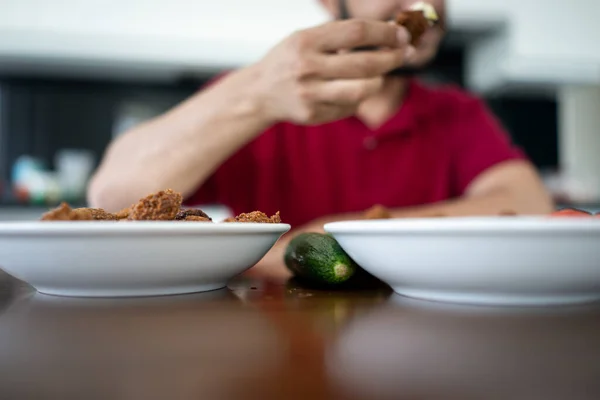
[88,0,553,274]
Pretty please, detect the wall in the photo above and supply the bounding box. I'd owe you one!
[559,86,600,201]
[1,0,598,91]
[462,0,600,92]
[0,0,327,77]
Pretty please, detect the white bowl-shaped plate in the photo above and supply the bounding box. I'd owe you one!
[0,221,290,297]
[325,217,600,306]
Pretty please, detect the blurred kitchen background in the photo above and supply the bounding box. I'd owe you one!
[0,0,598,220]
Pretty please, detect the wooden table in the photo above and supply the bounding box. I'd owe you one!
[0,269,599,400]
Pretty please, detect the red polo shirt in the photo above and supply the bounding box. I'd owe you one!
[186,79,525,227]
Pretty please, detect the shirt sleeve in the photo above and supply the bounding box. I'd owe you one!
[450,97,527,196]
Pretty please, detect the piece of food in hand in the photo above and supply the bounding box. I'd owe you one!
[285,232,358,285]
[129,189,182,221]
[175,209,212,222]
[549,208,593,217]
[364,204,392,220]
[41,203,116,221]
[224,211,281,223]
[395,1,439,46]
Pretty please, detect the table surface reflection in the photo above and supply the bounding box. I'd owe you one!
[0,269,599,400]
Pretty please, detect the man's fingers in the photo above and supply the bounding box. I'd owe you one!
[313,78,383,104]
[304,103,357,126]
[290,79,381,124]
[317,48,405,79]
[314,19,409,52]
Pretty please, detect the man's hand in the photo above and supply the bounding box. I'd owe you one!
[254,19,412,125]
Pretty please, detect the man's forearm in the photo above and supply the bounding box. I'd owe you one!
[88,66,272,211]
[251,184,554,277]
[395,189,552,218]
[321,161,554,223]
[318,190,554,226]
[253,162,554,276]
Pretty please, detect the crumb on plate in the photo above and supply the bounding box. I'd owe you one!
[224,211,281,223]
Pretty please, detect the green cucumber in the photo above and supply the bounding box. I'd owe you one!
[284,232,358,285]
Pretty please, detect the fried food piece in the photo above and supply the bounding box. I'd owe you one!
[175,209,212,221]
[41,203,75,221]
[114,206,132,220]
[364,205,392,220]
[129,189,182,221]
[364,205,449,220]
[41,203,115,221]
[425,213,447,218]
[271,211,281,223]
[396,11,429,46]
[549,208,592,217]
[396,2,439,46]
[236,211,275,223]
[180,216,212,222]
[224,211,281,223]
[89,208,117,220]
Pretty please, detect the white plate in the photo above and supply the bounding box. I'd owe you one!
[0,221,290,297]
[325,217,600,306]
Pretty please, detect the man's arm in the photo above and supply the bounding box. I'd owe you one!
[379,159,554,218]
[88,67,272,211]
[88,20,413,211]
[251,159,553,279]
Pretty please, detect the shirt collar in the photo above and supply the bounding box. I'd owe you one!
[371,78,433,139]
